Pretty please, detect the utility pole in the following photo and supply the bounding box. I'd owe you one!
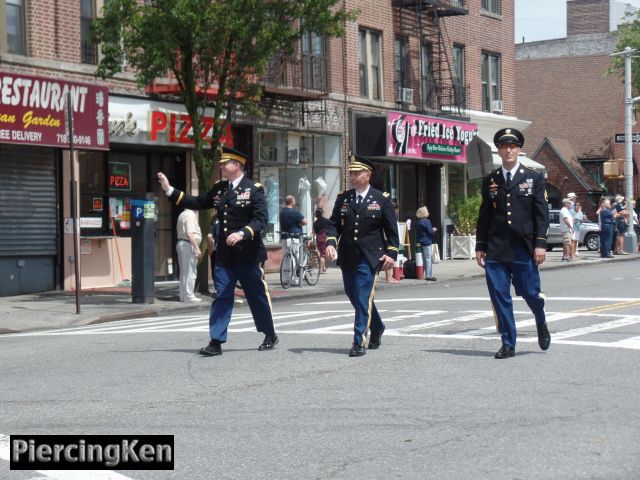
[612,47,638,253]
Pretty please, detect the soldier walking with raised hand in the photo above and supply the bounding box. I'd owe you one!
[157,146,278,356]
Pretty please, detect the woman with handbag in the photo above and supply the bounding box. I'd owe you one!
[416,206,437,281]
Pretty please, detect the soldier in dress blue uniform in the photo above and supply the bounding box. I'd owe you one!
[325,155,399,357]
[157,147,278,356]
[475,128,551,359]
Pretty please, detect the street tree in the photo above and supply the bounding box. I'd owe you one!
[613,9,640,93]
[93,0,353,292]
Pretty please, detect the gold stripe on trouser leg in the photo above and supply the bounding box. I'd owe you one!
[362,273,379,347]
[259,265,274,315]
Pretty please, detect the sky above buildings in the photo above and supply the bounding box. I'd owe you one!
[515,0,640,43]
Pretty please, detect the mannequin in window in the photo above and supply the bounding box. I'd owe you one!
[264,174,279,241]
[314,176,328,216]
[298,175,312,233]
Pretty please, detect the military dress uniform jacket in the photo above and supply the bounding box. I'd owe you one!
[327,187,399,274]
[475,166,549,263]
[169,177,268,266]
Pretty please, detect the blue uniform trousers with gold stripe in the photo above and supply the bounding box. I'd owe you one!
[484,243,546,349]
[209,262,275,342]
[342,257,383,347]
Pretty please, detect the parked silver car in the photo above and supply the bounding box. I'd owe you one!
[547,209,600,251]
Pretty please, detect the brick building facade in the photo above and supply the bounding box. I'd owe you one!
[516,0,639,217]
[0,0,529,296]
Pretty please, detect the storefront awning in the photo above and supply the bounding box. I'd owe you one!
[466,135,546,179]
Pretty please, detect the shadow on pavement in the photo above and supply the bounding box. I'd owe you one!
[421,348,545,357]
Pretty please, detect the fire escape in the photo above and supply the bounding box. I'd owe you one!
[258,32,329,128]
[393,0,469,120]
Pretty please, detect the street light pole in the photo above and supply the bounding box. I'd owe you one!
[612,47,638,253]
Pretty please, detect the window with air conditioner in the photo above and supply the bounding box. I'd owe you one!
[394,37,409,102]
[359,29,382,100]
[482,52,501,112]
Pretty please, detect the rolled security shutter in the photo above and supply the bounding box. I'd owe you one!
[0,146,58,256]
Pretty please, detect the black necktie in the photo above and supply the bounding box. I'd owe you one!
[357,194,363,205]
[506,171,511,187]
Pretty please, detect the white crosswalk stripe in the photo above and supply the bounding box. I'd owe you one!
[3,298,640,351]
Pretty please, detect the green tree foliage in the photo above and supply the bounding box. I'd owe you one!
[93,0,353,290]
[449,194,482,236]
[612,10,640,93]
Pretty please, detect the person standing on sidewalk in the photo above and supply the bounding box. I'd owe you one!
[325,155,399,357]
[415,206,437,281]
[176,208,202,303]
[559,198,574,261]
[280,195,307,285]
[157,146,278,356]
[475,128,551,359]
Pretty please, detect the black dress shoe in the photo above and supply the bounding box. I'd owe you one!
[537,323,551,351]
[200,341,222,356]
[258,334,279,351]
[368,326,385,350]
[425,276,437,281]
[349,343,366,357]
[494,345,515,359]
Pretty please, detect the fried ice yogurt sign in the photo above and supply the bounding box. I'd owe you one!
[0,72,108,150]
[388,111,477,162]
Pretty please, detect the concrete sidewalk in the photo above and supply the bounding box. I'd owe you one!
[1,249,638,334]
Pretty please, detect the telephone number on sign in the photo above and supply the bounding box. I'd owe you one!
[56,134,93,145]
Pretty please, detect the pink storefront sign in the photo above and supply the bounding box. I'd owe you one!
[0,71,109,150]
[387,111,477,163]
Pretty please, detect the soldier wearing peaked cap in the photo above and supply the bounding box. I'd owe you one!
[325,154,400,357]
[157,146,278,356]
[475,128,551,359]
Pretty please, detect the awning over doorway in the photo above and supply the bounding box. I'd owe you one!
[466,136,546,179]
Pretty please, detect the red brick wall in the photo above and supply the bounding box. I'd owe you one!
[326,0,516,115]
[567,0,610,36]
[516,54,623,160]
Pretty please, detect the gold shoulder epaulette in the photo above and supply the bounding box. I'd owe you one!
[383,192,390,198]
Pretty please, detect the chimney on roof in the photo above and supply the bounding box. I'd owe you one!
[567,0,610,36]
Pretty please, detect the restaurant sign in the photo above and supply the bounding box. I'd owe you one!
[0,71,108,150]
[388,111,477,163]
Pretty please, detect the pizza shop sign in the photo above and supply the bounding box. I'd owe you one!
[108,98,232,148]
[387,111,477,163]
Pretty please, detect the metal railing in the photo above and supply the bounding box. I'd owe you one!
[262,52,328,96]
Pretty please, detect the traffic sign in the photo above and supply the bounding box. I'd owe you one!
[614,132,640,143]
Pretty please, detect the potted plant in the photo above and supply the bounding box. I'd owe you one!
[449,194,482,259]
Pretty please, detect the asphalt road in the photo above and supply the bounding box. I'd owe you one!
[1,260,639,479]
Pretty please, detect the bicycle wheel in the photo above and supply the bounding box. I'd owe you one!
[280,252,294,289]
[304,250,321,286]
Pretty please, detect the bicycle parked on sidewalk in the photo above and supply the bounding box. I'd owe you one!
[279,232,321,288]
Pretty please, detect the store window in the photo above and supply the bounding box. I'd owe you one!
[5,0,26,55]
[78,152,150,236]
[257,129,341,244]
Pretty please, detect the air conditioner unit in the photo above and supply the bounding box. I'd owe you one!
[491,99,503,113]
[401,88,414,104]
